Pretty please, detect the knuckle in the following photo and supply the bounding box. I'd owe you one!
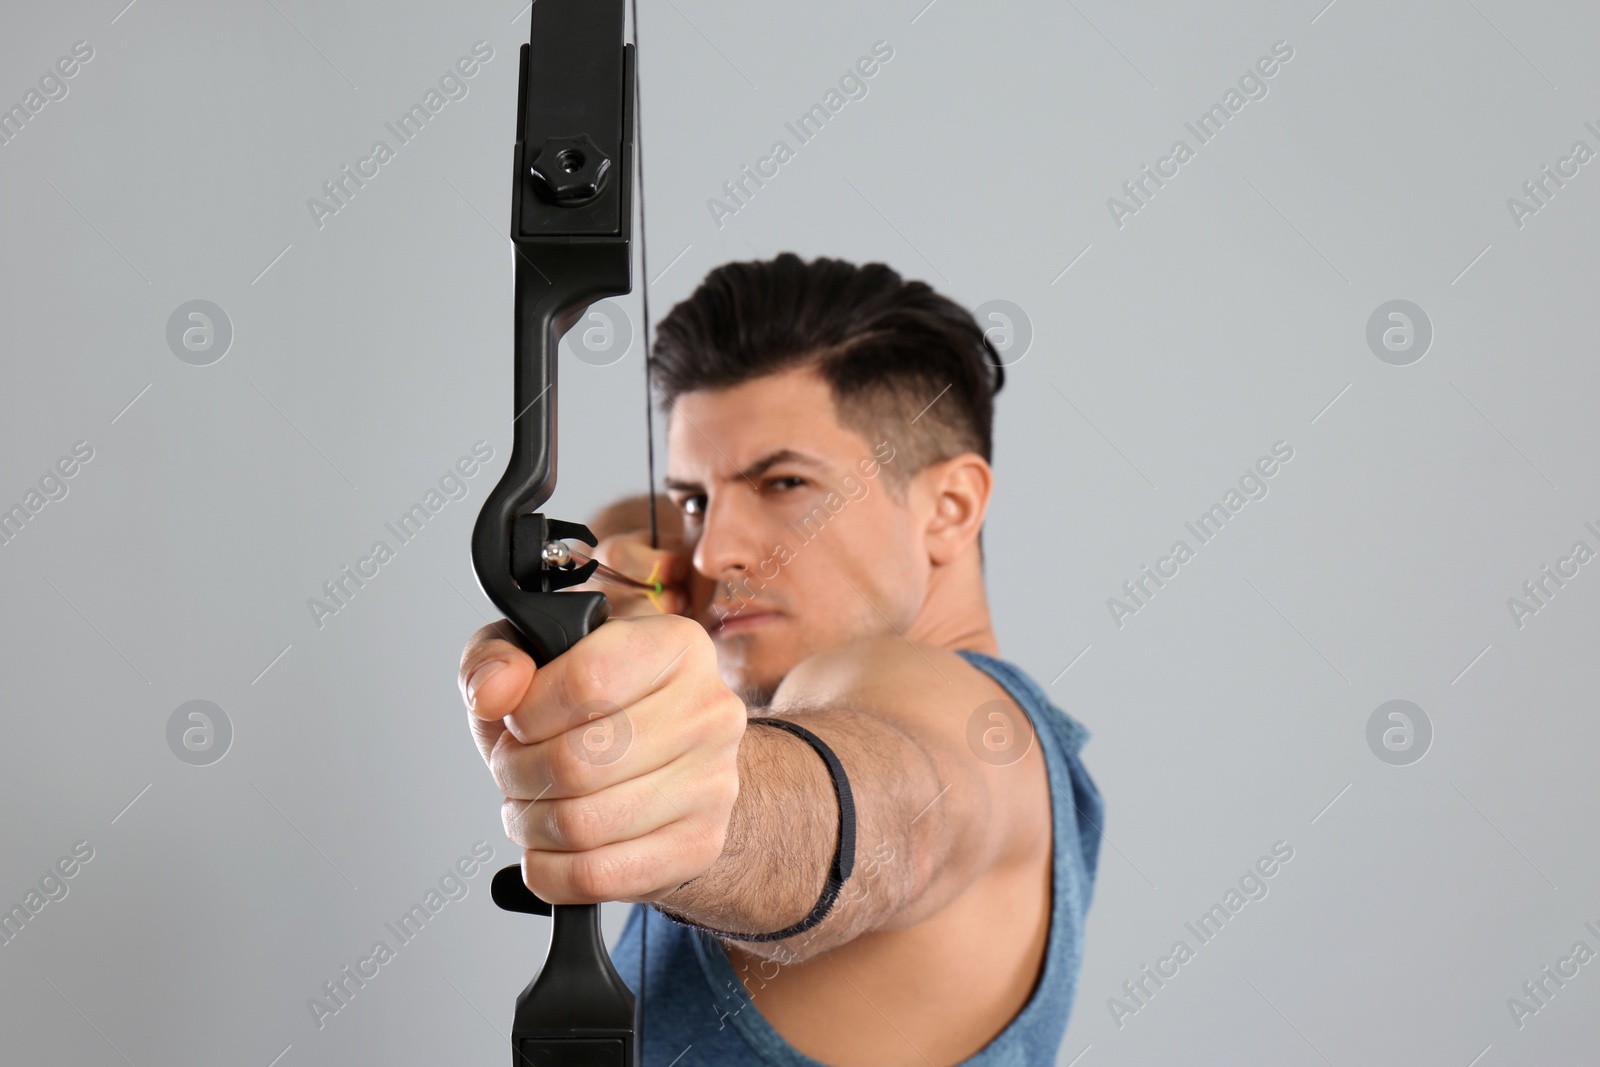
[701,804,731,848]
[502,798,533,846]
[679,614,716,654]
[553,735,608,793]
[711,777,740,826]
[720,765,742,804]
[547,797,607,851]
[488,739,520,797]
[721,693,749,732]
[568,854,619,901]
[544,735,595,796]
[689,821,727,869]
[700,692,746,747]
[521,852,555,898]
[565,655,611,708]
[542,745,578,796]
[652,613,700,655]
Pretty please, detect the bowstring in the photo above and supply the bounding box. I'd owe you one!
[633,0,660,557]
[630,0,654,1056]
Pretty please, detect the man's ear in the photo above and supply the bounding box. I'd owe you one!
[920,453,993,565]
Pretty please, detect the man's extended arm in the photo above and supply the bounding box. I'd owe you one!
[459,619,1037,963]
[654,636,1026,962]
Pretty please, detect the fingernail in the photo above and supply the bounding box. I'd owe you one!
[465,660,507,707]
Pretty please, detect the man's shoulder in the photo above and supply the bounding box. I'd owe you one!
[770,635,1014,727]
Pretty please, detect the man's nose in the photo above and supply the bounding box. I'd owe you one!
[691,493,764,582]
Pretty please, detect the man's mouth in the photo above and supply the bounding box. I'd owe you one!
[707,606,782,636]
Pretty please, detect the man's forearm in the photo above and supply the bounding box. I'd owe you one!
[654,709,957,961]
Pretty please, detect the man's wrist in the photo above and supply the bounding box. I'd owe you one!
[652,718,855,944]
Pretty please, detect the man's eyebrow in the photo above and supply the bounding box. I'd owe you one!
[663,449,824,492]
[736,449,823,482]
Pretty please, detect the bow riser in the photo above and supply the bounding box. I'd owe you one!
[469,2,641,1063]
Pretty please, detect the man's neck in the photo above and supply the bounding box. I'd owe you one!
[906,546,999,657]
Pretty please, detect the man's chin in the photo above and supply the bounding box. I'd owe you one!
[733,680,779,707]
[718,652,781,708]
[710,629,790,709]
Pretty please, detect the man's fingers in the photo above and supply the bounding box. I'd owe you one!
[488,629,742,801]
[595,534,692,592]
[566,533,693,617]
[461,610,744,906]
[518,820,725,905]
[458,622,535,721]
[488,684,721,801]
[500,763,706,853]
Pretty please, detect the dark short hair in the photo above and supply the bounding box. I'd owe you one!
[650,253,1005,482]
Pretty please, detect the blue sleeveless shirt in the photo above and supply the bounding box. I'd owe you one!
[610,650,1103,1065]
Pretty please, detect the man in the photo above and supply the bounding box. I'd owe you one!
[458,254,1102,1065]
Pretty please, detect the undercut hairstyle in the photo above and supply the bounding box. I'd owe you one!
[650,253,1005,488]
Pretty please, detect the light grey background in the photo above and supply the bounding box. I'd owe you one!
[2,0,1596,1064]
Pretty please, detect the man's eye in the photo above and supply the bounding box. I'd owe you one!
[677,495,706,517]
[768,477,806,492]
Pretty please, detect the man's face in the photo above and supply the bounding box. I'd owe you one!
[664,366,926,702]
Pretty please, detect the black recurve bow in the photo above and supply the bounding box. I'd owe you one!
[470,1,648,1064]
